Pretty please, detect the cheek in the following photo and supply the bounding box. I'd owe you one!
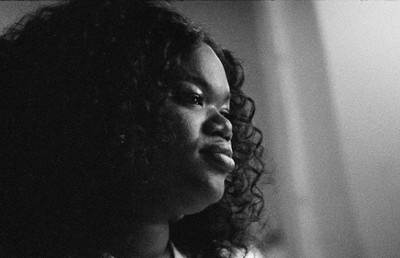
[159,101,205,154]
[167,111,203,147]
[174,114,199,143]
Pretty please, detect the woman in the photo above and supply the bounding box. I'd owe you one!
[0,0,268,257]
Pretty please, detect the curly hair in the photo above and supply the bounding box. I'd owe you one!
[0,0,268,257]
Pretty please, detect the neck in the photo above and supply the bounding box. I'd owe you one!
[107,220,171,258]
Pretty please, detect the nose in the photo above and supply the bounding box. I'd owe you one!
[203,109,233,141]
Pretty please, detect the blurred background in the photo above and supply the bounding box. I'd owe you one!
[2,1,400,257]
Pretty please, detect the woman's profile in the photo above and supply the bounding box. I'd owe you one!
[0,0,268,257]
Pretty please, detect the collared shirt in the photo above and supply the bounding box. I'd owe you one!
[170,241,187,258]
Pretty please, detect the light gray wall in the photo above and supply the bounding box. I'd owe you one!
[258,2,364,257]
[316,3,400,257]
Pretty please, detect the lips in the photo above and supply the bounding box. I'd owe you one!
[200,143,235,173]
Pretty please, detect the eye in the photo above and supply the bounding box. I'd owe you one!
[171,89,204,106]
[186,93,203,105]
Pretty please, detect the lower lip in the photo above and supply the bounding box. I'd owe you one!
[202,152,235,173]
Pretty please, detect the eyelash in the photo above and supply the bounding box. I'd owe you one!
[172,91,203,106]
[172,90,230,118]
[186,93,203,106]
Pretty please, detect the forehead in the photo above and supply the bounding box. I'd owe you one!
[180,43,230,94]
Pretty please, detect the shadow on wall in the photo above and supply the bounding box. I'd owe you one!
[255,2,366,258]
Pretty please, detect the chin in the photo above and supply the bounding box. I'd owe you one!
[182,174,226,215]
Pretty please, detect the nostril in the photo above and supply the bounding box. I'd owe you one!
[203,112,233,141]
[225,120,233,141]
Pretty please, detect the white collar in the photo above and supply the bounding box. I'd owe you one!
[169,241,187,258]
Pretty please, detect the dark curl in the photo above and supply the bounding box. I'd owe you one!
[0,0,268,257]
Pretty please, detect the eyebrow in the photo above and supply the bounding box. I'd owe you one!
[181,75,231,102]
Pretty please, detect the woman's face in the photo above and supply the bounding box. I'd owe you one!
[148,43,234,217]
